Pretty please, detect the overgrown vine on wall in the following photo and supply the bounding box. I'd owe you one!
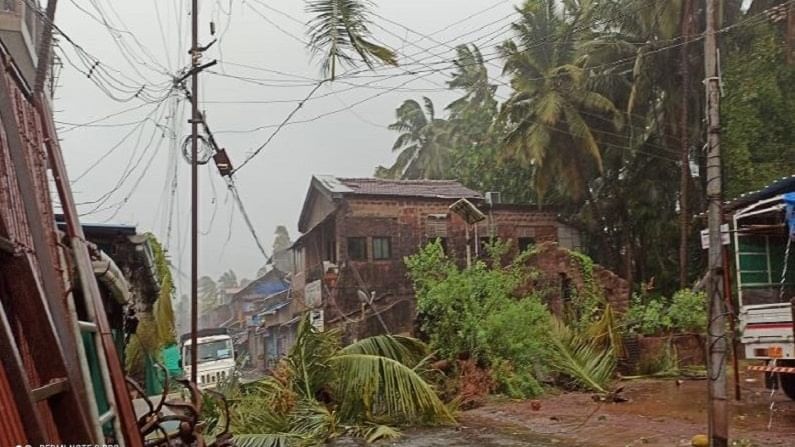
[124,234,176,374]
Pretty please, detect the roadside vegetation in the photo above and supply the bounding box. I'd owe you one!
[405,240,707,406]
[201,318,453,446]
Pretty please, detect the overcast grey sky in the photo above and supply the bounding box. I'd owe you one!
[54,0,520,293]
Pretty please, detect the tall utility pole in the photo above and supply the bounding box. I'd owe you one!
[678,0,692,289]
[190,0,199,387]
[705,0,728,445]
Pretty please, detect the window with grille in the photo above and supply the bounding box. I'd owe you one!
[347,237,367,261]
[372,237,392,260]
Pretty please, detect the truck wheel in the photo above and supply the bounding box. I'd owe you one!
[781,372,795,400]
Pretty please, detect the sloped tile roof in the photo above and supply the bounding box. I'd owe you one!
[335,177,483,199]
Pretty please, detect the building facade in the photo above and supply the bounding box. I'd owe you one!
[281,176,582,343]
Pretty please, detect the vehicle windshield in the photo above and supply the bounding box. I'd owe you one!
[183,339,233,365]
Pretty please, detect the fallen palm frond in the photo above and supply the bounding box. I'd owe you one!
[548,318,615,394]
[234,433,309,447]
[332,352,455,423]
[289,400,338,441]
[285,318,339,400]
[220,314,452,445]
[356,424,402,443]
[340,334,429,367]
[586,302,624,356]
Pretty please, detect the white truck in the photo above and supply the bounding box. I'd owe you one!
[180,328,236,389]
[729,183,795,398]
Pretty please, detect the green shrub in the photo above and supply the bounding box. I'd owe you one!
[406,241,550,395]
[491,360,544,399]
[478,297,551,370]
[669,290,707,333]
[625,289,707,336]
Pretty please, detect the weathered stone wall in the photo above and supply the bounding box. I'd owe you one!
[522,242,630,315]
[619,334,706,374]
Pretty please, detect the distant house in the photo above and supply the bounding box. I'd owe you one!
[276,176,582,343]
[220,268,290,368]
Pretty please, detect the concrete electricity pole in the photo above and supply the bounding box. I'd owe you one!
[186,0,217,388]
[704,0,728,445]
[189,0,199,387]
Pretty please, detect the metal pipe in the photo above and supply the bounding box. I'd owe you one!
[736,204,786,221]
[92,250,131,304]
[735,195,785,219]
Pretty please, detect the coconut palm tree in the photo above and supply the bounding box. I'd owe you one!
[447,44,498,125]
[497,0,622,202]
[376,97,452,180]
[218,270,239,289]
[215,317,453,446]
[198,275,218,311]
[306,0,398,80]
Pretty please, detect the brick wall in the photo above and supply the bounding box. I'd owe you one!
[320,196,575,338]
[523,242,630,315]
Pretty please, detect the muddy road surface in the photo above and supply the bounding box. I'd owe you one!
[347,375,795,446]
[461,376,795,446]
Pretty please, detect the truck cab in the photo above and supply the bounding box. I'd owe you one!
[180,328,236,388]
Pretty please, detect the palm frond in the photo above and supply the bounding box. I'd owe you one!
[586,303,625,357]
[286,317,339,399]
[340,335,429,367]
[306,0,396,79]
[331,353,454,424]
[364,424,401,443]
[289,400,338,441]
[234,434,308,447]
[561,102,603,172]
[547,318,615,393]
[232,378,295,434]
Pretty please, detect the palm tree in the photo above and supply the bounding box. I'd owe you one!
[272,225,291,253]
[306,0,398,80]
[215,317,453,446]
[198,276,218,311]
[377,97,452,180]
[447,44,498,125]
[497,0,622,202]
[218,270,239,289]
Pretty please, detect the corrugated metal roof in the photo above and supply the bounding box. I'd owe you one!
[314,175,354,193]
[336,177,483,199]
[725,175,795,212]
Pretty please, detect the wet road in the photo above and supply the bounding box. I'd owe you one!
[329,426,573,447]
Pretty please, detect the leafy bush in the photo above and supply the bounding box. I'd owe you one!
[491,360,544,399]
[406,240,534,361]
[478,297,551,372]
[625,289,707,336]
[669,290,708,333]
[624,294,673,335]
[406,241,552,398]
